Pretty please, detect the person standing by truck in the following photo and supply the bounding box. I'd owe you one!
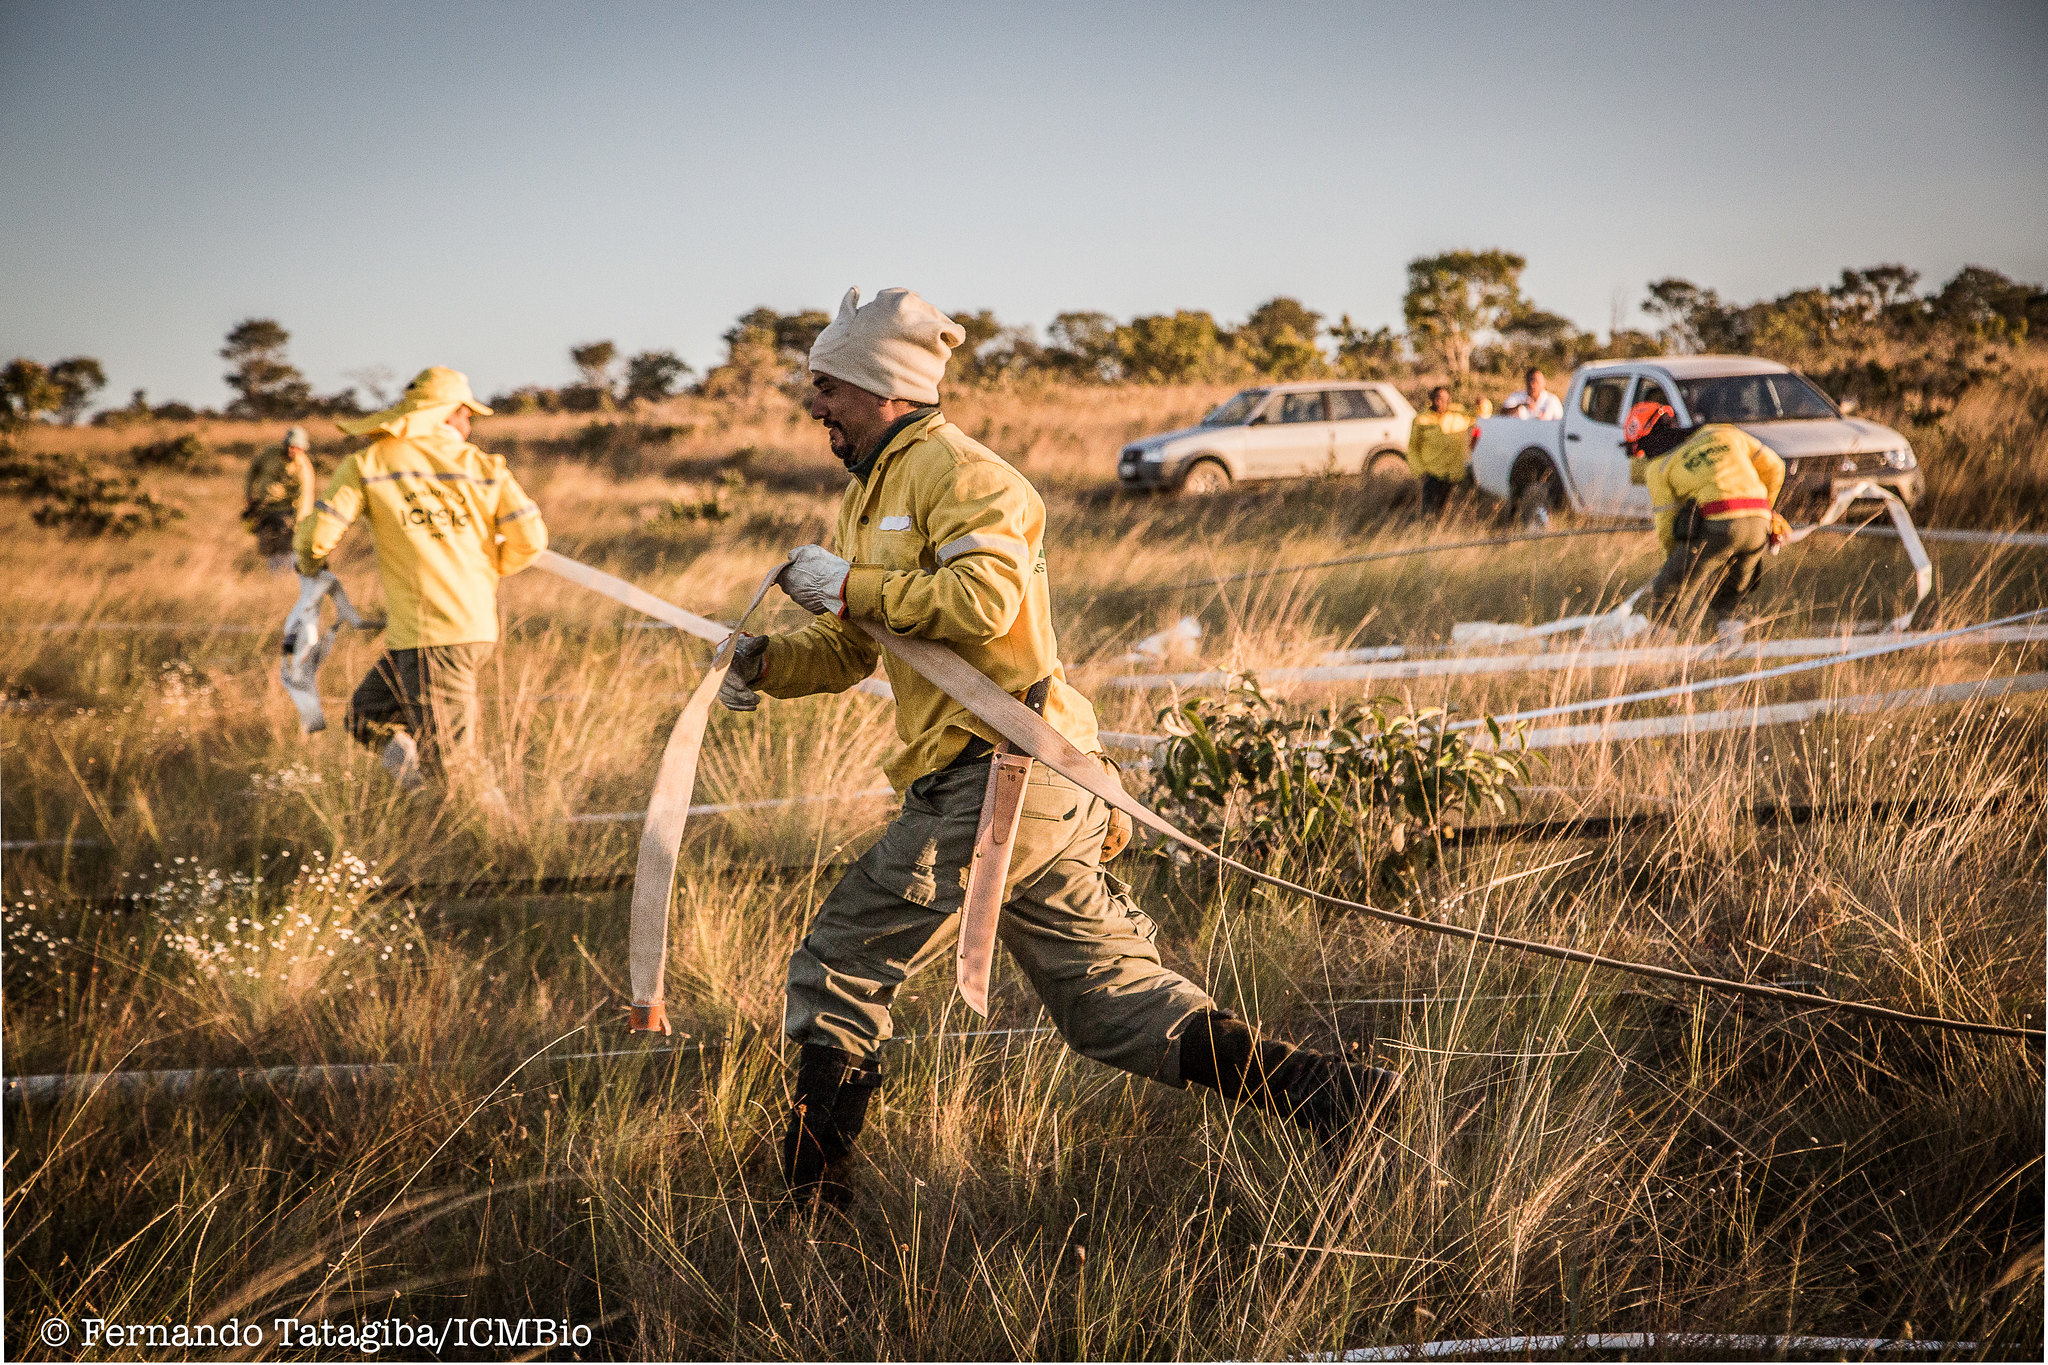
[1406,385,1476,515]
[1624,400,1788,635]
[1503,368,1563,420]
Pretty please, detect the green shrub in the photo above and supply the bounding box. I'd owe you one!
[0,445,184,536]
[647,469,748,525]
[127,433,210,470]
[571,420,615,457]
[1150,673,1536,889]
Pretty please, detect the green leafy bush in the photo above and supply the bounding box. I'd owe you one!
[1150,673,1536,889]
[646,470,749,526]
[127,433,210,470]
[0,445,184,536]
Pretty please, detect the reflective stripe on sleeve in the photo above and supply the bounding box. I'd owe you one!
[498,504,541,524]
[937,532,1031,565]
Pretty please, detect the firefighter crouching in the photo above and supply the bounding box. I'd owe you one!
[1624,400,1789,636]
[719,286,1401,1204]
[294,367,548,789]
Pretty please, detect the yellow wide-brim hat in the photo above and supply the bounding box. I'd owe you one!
[336,366,492,438]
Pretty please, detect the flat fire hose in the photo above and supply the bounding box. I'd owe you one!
[849,620,2040,1044]
[529,551,2037,1045]
[621,564,782,1035]
[1781,479,1932,630]
[534,550,729,643]
[279,571,381,733]
[956,679,1051,1016]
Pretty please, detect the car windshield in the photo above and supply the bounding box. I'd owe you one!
[1677,372,1840,422]
[1201,389,1268,426]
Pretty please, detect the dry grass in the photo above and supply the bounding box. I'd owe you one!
[2,367,2043,1359]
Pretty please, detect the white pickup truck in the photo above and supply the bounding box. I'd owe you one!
[1468,355,1924,525]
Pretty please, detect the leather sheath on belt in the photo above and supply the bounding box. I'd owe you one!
[955,678,1050,1017]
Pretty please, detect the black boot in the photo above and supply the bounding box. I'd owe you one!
[1180,1010,1401,1144]
[782,1044,883,1204]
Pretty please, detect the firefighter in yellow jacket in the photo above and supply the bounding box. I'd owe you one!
[719,287,1399,1204]
[295,367,547,788]
[1624,401,1788,632]
[244,426,316,573]
[1406,385,1476,515]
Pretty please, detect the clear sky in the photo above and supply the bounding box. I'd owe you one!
[3,0,2045,410]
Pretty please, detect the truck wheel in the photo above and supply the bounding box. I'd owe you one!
[1510,456,1565,529]
[1180,459,1231,497]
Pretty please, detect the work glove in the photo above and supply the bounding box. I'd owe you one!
[1767,511,1792,553]
[780,545,851,617]
[717,633,770,712]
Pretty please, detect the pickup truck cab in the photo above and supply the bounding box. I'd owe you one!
[1469,356,1923,523]
[1118,380,1416,494]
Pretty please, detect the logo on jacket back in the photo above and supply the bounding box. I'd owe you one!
[398,485,472,538]
[1682,435,1731,475]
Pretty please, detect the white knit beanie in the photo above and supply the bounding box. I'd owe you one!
[807,286,965,405]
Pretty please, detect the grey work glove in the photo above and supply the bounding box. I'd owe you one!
[780,544,852,616]
[717,633,770,712]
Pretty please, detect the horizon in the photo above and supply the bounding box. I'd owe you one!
[4,0,2045,411]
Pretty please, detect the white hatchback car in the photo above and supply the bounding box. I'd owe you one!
[1117,381,1417,494]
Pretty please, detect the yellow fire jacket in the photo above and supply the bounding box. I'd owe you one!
[758,410,1101,789]
[294,416,547,648]
[1406,406,1475,481]
[1645,424,1786,554]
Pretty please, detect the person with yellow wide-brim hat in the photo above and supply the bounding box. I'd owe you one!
[295,367,547,789]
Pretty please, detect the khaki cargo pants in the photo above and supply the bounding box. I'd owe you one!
[786,750,1216,1085]
[344,644,492,773]
[1648,512,1770,624]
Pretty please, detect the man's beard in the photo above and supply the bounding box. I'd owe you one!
[824,420,854,461]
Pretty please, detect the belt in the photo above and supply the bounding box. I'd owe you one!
[952,736,996,766]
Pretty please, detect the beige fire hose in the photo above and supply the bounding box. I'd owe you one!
[535,552,2038,1045]
[616,564,780,1035]
[279,572,381,732]
[1781,479,1932,630]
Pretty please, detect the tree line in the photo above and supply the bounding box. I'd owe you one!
[4,252,2042,429]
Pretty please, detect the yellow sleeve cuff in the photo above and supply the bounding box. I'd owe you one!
[843,564,888,622]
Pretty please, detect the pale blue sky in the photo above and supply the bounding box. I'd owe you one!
[3,0,2044,410]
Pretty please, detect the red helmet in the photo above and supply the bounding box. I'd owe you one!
[1622,401,1676,454]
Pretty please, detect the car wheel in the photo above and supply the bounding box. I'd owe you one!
[1180,459,1231,497]
[1364,450,1412,499]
